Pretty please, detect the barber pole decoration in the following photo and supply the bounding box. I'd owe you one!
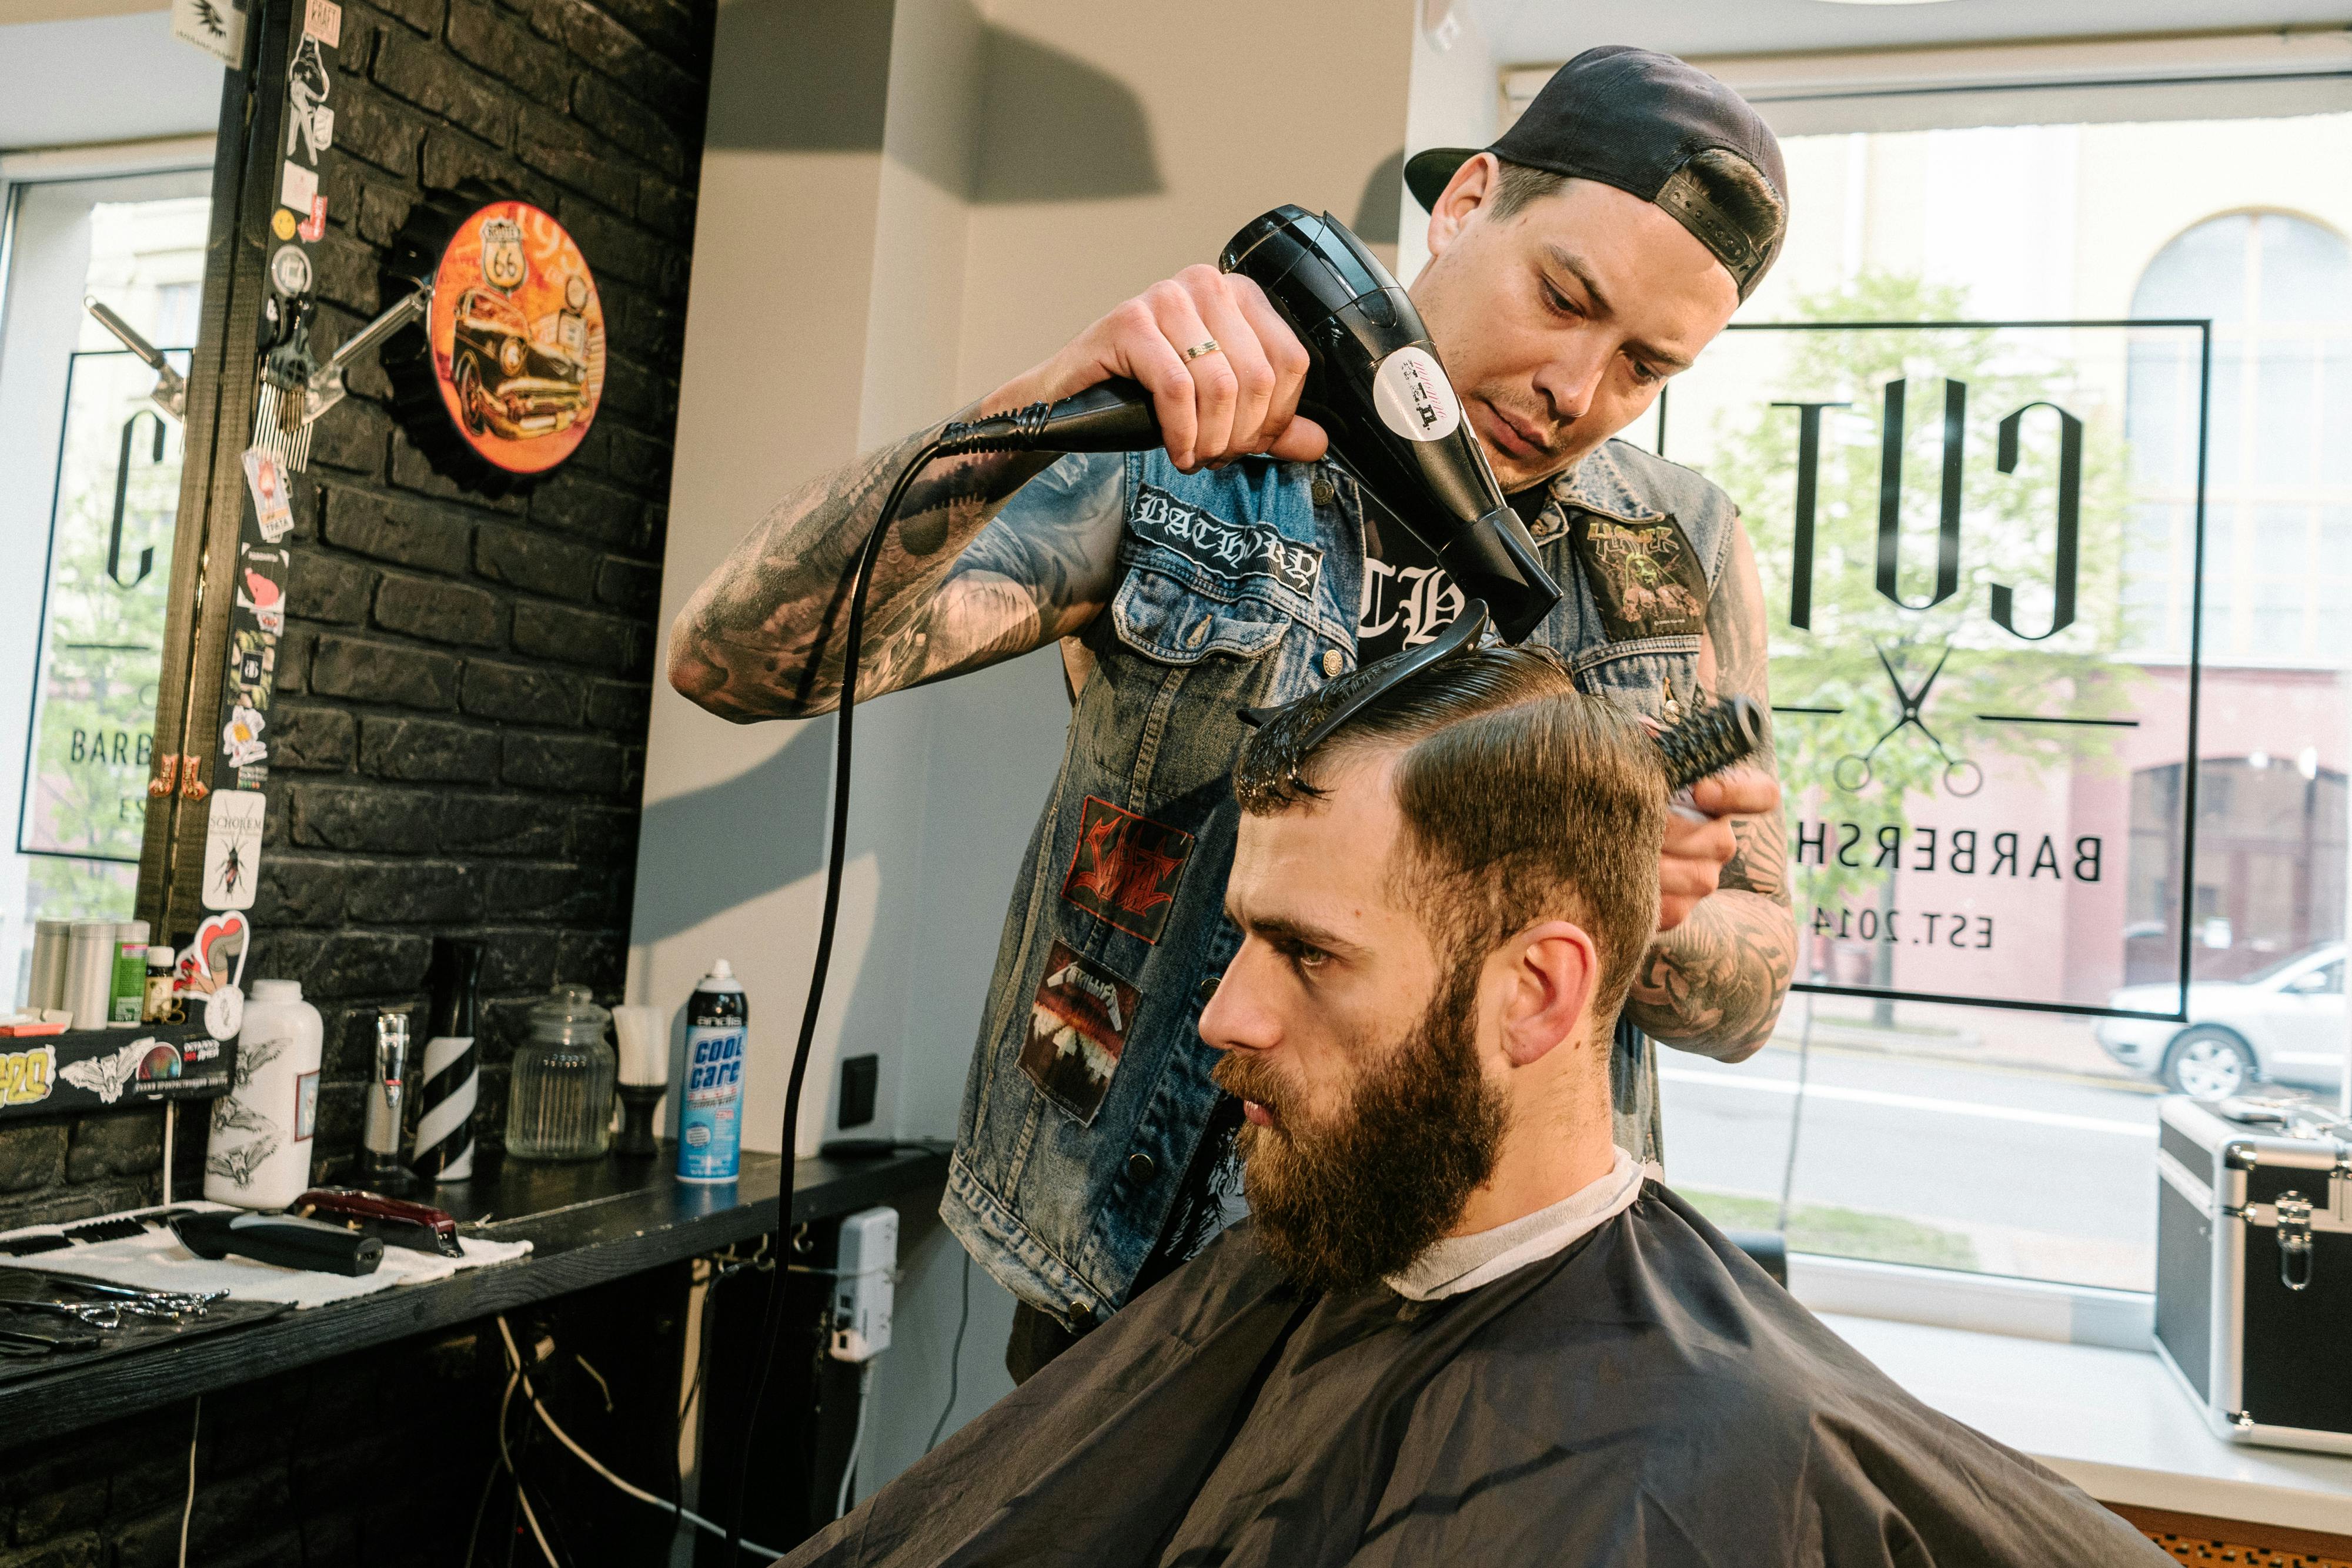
[410,937,484,1181]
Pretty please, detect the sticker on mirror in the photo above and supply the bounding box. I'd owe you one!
[202,789,265,913]
[241,447,294,541]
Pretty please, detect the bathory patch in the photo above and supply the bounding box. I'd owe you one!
[1061,795,1194,944]
[1568,511,1710,641]
[1020,941,1141,1124]
[1130,484,1324,599]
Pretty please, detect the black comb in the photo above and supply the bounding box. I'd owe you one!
[62,1217,148,1245]
[1655,695,1766,793]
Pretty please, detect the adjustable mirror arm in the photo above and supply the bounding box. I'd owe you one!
[83,296,187,422]
[302,282,432,427]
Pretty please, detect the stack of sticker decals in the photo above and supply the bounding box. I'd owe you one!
[249,0,339,472]
[202,1,341,954]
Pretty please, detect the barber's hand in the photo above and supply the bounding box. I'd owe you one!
[1658,771,1779,932]
[983,266,1328,472]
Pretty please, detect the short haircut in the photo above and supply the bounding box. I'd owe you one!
[1233,647,1666,1028]
[1488,150,1786,252]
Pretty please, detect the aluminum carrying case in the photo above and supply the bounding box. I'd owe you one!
[2154,1095,2352,1453]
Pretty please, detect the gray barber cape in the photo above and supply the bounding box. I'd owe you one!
[784,1185,2162,1566]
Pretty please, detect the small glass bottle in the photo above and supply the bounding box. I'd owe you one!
[506,984,616,1161]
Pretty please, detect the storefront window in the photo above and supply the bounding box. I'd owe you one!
[1631,115,2352,1294]
[0,175,209,1002]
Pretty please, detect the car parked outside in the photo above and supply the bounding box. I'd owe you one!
[2097,943,2346,1101]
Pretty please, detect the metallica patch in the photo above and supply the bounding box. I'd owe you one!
[1061,795,1194,944]
[1130,484,1324,599]
[1021,941,1141,1124]
[1569,511,1710,641]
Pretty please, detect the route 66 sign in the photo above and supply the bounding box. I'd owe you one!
[384,196,606,493]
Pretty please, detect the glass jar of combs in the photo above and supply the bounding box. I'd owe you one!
[506,984,616,1161]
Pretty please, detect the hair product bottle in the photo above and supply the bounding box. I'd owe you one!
[678,961,746,1184]
[203,978,323,1209]
[410,938,484,1182]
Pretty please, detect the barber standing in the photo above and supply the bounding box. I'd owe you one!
[670,47,1797,1380]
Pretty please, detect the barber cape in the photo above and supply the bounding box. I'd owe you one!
[784,1182,2163,1567]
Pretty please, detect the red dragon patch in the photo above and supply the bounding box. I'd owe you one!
[1061,796,1195,944]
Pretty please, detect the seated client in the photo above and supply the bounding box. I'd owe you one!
[784,647,2161,1567]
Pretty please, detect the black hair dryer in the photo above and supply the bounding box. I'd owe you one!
[940,206,1564,641]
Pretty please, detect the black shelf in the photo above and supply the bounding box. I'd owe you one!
[0,1141,948,1444]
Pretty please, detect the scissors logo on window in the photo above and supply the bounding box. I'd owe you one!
[1836,642,1983,798]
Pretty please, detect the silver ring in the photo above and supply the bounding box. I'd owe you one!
[1182,337,1222,363]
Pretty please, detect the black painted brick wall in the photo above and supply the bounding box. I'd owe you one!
[0,1,713,1557]
[0,1330,498,1568]
[256,0,711,1182]
[0,0,711,1229]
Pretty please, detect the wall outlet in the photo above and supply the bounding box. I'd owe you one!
[828,1205,897,1362]
[839,1054,878,1129]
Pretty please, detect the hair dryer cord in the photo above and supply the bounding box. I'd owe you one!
[730,436,942,1555]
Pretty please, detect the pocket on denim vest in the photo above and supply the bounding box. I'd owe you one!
[1110,554,1304,666]
[1570,634,1703,720]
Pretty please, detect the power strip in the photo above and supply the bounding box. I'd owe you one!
[828,1206,897,1362]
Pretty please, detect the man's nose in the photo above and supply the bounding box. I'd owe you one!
[1197,944,1280,1055]
[1535,336,1611,425]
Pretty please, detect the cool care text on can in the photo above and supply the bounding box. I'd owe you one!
[685,1029,744,1098]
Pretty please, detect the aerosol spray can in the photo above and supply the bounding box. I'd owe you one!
[678,961,745,1184]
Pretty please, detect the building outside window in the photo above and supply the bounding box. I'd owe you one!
[1542,98,2352,1296]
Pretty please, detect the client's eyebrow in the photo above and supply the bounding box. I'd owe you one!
[1225,902,1365,959]
[1540,243,1696,373]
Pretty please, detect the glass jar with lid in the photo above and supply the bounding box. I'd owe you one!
[506,983,616,1161]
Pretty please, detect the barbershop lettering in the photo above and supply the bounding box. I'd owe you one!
[69,730,154,768]
[1790,820,2102,881]
[1773,379,2080,638]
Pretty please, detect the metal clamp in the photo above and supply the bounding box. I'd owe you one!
[84,297,187,422]
[2277,1192,2316,1292]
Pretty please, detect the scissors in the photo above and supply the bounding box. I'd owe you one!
[1835,643,1982,797]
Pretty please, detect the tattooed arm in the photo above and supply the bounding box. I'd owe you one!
[667,433,1125,721]
[1623,520,1798,1062]
[669,266,1329,722]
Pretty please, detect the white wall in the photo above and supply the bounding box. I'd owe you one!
[1398,0,1498,285]
[0,10,222,151]
[633,0,1418,1490]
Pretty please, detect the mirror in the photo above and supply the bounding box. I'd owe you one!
[0,165,220,1007]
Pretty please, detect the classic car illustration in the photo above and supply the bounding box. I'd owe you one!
[447,286,589,442]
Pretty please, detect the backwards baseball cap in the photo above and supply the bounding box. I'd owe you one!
[1404,46,1789,300]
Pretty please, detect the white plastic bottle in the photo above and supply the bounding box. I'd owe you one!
[205,978,324,1209]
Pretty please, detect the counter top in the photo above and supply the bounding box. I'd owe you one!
[1824,1312,2352,1536]
[0,1142,947,1447]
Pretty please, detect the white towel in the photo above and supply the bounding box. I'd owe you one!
[0,1201,532,1309]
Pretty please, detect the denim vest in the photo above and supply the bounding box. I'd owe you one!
[941,439,1739,1326]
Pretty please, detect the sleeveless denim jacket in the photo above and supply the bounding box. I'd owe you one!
[941,439,1740,1326]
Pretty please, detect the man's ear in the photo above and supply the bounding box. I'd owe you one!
[1425,152,1500,263]
[1496,919,1599,1068]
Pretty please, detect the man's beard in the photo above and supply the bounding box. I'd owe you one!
[1212,969,1506,1295]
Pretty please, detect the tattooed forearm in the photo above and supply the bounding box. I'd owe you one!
[667,426,1126,723]
[1630,517,1796,1058]
[1626,886,1796,1060]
